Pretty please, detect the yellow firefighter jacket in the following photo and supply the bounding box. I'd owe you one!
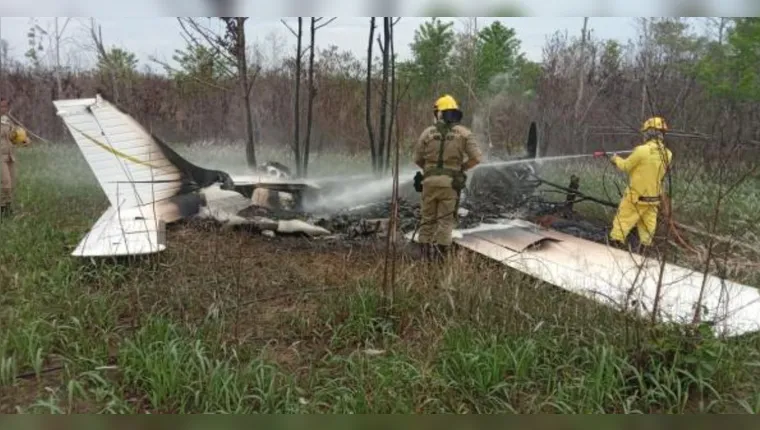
[611,138,673,204]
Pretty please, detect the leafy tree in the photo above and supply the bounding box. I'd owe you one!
[648,18,708,78]
[171,44,226,87]
[474,21,525,95]
[403,18,456,98]
[449,20,531,100]
[89,20,139,103]
[448,22,479,103]
[24,18,46,69]
[599,39,622,81]
[697,18,760,101]
[512,58,541,97]
[174,17,261,167]
[96,47,138,82]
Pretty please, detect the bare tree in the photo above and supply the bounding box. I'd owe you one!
[175,17,261,167]
[52,18,71,97]
[382,19,409,302]
[303,17,336,178]
[574,18,589,128]
[225,18,257,167]
[377,18,391,174]
[285,18,303,175]
[0,18,4,100]
[366,18,378,171]
[383,18,400,173]
[88,18,121,102]
[366,17,398,174]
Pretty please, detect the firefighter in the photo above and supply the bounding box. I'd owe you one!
[607,116,673,248]
[0,98,29,219]
[413,94,482,260]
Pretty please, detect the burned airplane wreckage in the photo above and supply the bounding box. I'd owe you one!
[54,94,760,339]
[314,121,607,243]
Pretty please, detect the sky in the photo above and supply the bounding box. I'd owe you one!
[0,17,643,69]
[0,0,754,16]
[0,0,755,72]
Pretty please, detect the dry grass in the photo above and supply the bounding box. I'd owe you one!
[1,144,760,414]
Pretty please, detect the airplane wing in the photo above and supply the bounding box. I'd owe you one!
[229,175,321,193]
[72,206,166,257]
[406,220,760,338]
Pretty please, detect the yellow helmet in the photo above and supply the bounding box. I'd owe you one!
[10,127,28,146]
[434,94,459,111]
[641,116,668,132]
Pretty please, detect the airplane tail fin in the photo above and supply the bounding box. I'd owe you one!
[54,95,203,257]
[53,95,184,210]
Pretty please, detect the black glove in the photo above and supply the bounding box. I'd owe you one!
[413,171,423,193]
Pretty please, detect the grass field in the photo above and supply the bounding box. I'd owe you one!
[1,142,760,413]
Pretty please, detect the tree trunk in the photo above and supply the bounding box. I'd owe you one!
[377,17,390,176]
[303,18,316,178]
[293,18,303,176]
[384,18,395,173]
[574,17,588,153]
[366,18,377,172]
[54,18,62,97]
[236,18,256,167]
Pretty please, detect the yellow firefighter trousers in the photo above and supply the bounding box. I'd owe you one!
[0,154,14,208]
[419,183,458,245]
[609,195,659,246]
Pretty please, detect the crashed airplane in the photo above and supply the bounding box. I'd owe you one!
[55,94,760,339]
[53,94,331,257]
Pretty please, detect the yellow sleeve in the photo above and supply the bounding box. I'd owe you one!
[611,145,644,173]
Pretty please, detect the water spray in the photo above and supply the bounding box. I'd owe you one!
[306,148,636,213]
[473,149,636,170]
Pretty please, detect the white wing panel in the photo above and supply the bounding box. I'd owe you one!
[72,206,167,257]
[408,220,760,338]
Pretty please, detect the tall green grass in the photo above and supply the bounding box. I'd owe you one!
[2,143,760,414]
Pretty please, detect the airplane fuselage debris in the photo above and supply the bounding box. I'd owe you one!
[54,94,759,340]
[53,94,330,257]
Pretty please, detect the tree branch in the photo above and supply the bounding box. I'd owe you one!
[246,64,261,95]
[178,17,237,68]
[315,17,337,30]
[280,19,299,38]
[149,56,230,91]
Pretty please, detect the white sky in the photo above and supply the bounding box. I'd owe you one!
[0,0,754,72]
[0,17,641,70]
